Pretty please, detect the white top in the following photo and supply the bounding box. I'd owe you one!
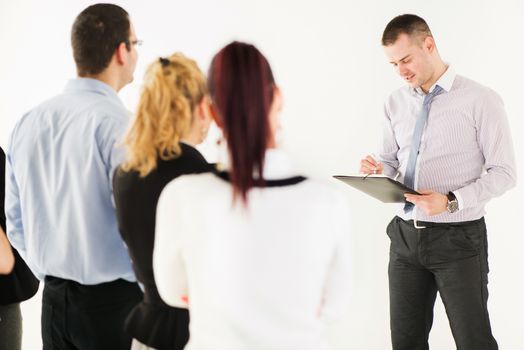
[154,150,352,350]
[380,66,516,222]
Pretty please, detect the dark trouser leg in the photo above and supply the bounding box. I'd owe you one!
[387,217,437,350]
[429,220,498,350]
[0,302,22,350]
[42,277,142,350]
[42,279,76,350]
[67,279,142,350]
[387,216,498,349]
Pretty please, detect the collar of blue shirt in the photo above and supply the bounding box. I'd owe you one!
[64,77,123,107]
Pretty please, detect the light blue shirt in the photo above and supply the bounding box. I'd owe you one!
[6,78,136,284]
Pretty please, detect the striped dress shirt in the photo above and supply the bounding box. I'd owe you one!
[379,67,516,223]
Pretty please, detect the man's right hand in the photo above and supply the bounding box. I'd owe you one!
[360,154,384,174]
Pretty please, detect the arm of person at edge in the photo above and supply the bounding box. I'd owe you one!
[5,128,28,259]
[0,227,15,274]
[0,145,14,274]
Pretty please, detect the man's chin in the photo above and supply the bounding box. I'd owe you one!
[126,76,134,86]
[408,81,420,89]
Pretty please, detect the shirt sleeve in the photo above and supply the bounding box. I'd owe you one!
[378,101,400,178]
[153,182,189,309]
[454,90,517,209]
[5,132,26,259]
[319,193,352,322]
[95,112,130,194]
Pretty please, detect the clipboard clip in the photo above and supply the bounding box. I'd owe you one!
[363,172,401,181]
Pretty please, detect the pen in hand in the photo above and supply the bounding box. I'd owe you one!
[360,153,384,175]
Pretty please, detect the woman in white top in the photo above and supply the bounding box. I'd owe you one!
[154,41,352,350]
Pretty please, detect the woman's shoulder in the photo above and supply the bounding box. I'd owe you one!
[156,172,223,215]
[157,144,212,172]
[162,172,221,196]
[296,177,347,201]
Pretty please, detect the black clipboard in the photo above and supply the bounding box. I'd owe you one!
[333,174,420,203]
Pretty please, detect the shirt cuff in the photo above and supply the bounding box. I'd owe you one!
[382,164,397,178]
[452,190,463,211]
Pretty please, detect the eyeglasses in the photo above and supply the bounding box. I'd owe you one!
[124,39,143,49]
[129,39,143,47]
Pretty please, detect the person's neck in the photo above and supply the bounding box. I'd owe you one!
[421,60,448,93]
[180,135,198,147]
[81,71,122,93]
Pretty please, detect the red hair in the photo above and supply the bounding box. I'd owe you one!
[208,42,275,204]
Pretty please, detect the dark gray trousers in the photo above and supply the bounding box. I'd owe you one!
[0,302,22,350]
[42,276,142,350]
[387,216,498,350]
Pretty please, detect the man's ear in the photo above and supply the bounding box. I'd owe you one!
[115,42,128,65]
[425,36,436,53]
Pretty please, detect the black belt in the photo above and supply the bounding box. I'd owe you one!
[399,216,484,229]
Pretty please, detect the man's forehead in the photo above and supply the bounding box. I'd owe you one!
[384,35,420,60]
[129,22,137,37]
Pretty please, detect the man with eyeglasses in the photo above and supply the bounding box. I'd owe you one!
[6,4,143,349]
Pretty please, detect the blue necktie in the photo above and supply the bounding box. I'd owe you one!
[404,85,443,213]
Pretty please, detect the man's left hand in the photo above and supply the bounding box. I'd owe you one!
[404,190,447,216]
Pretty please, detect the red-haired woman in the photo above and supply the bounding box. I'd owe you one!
[154,42,352,350]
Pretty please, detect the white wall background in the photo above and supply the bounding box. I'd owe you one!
[1,0,523,349]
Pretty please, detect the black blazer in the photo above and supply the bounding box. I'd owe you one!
[113,143,213,350]
[0,147,39,305]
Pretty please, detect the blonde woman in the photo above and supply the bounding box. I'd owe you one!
[113,53,212,350]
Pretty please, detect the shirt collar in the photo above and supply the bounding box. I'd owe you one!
[413,65,456,96]
[64,78,123,106]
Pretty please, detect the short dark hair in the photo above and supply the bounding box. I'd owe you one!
[208,41,275,204]
[71,3,130,76]
[382,14,432,46]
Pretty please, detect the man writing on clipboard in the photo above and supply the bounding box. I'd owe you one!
[360,14,516,350]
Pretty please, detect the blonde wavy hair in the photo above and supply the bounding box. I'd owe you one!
[122,53,207,177]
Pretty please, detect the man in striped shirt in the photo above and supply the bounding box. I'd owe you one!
[360,14,516,350]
